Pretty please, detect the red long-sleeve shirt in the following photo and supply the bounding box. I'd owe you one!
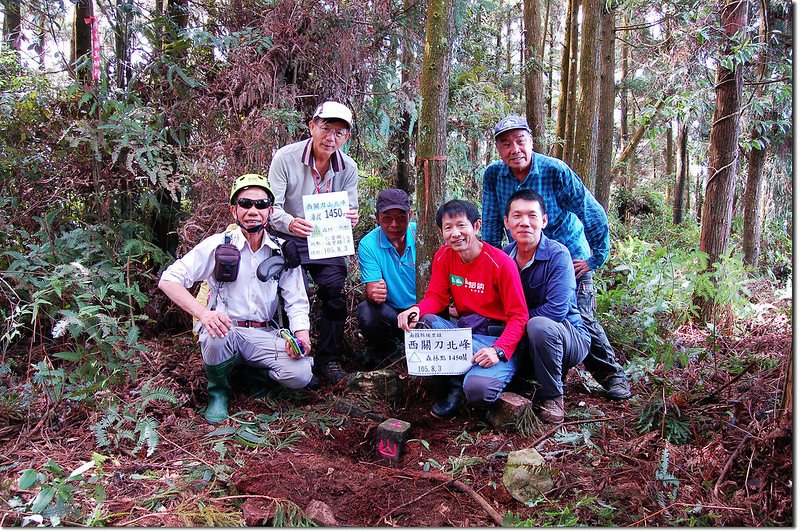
[416,243,528,357]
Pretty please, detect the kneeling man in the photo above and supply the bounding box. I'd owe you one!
[159,174,314,424]
[503,189,590,423]
[398,199,528,419]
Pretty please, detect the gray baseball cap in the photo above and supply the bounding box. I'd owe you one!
[493,115,531,138]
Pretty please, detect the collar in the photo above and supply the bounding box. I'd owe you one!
[229,227,279,253]
[508,233,554,268]
[301,138,345,173]
[378,224,414,251]
[500,152,539,182]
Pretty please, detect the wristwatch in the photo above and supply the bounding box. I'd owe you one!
[494,347,507,362]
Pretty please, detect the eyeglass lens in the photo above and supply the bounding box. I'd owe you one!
[237,198,271,209]
[320,126,348,140]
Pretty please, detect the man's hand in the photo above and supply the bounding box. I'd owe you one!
[397,306,420,332]
[366,279,387,304]
[472,347,500,368]
[292,329,312,359]
[572,259,591,279]
[345,209,359,228]
[288,217,314,237]
[199,308,232,338]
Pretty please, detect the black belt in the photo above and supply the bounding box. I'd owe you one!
[235,320,268,328]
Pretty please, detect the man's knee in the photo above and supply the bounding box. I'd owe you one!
[420,314,445,329]
[356,300,374,329]
[199,331,236,365]
[527,317,559,346]
[463,375,504,406]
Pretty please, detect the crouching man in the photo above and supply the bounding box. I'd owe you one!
[397,199,528,419]
[503,189,590,423]
[159,174,315,424]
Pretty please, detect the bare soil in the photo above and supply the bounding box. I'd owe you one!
[0,294,792,527]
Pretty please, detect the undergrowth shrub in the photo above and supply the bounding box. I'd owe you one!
[596,234,755,370]
[1,209,167,401]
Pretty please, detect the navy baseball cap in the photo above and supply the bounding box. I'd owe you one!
[376,188,411,212]
[493,115,531,138]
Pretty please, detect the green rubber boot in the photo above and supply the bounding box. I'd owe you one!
[204,358,236,424]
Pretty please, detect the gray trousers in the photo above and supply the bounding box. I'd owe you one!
[527,316,589,399]
[199,326,314,389]
[576,272,627,386]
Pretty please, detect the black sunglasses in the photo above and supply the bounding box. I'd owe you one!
[237,198,272,209]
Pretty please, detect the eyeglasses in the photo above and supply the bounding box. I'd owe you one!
[378,213,409,225]
[317,125,349,141]
[237,198,272,209]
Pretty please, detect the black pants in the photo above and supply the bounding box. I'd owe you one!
[302,262,347,368]
[576,272,627,386]
[356,300,403,353]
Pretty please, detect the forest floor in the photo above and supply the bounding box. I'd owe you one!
[0,281,792,527]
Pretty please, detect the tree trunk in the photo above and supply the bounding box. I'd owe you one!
[696,0,748,322]
[153,0,164,52]
[619,14,630,189]
[165,0,189,60]
[552,0,577,158]
[742,1,772,269]
[742,123,769,268]
[616,94,669,167]
[570,0,601,188]
[72,0,94,84]
[115,0,134,89]
[2,0,21,66]
[546,9,556,123]
[665,121,674,202]
[396,32,414,193]
[415,0,455,300]
[523,0,545,152]
[594,3,615,207]
[561,0,580,165]
[673,120,689,224]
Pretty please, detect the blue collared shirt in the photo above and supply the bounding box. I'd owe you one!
[357,222,417,310]
[504,235,590,343]
[482,153,610,270]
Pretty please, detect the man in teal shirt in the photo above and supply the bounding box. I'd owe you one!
[356,189,416,368]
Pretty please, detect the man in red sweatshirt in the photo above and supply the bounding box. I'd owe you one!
[398,199,528,419]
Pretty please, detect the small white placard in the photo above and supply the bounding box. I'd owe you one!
[404,328,473,376]
[303,191,355,260]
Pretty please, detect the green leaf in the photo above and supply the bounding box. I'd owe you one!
[18,469,40,490]
[205,427,237,437]
[29,486,56,514]
[52,351,84,362]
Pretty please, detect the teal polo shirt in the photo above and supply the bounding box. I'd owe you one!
[357,222,416,310]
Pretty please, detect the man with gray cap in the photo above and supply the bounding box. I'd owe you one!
[355,188,416,368]
[481,115,632,401]
[268,101,359,383]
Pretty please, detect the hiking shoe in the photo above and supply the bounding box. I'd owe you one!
[604,379,632,400]
[430,379,465,419]
[536,396,565,424]
[320,361,348,383]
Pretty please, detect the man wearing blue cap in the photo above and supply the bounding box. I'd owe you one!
[481,115,632,400]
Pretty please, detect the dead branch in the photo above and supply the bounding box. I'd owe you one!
[713,432,753,497]
[700,361,758,403]
[390,469,504,526]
